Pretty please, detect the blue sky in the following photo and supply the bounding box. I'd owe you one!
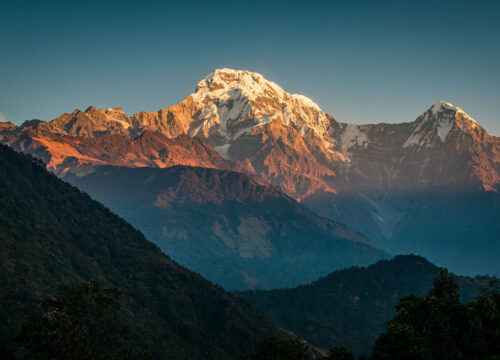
[1,0,499,134]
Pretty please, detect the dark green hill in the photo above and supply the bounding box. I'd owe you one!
[238,255,492,357]
[0,144,282,360]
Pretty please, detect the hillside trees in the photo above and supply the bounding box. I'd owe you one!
[17,281,143,360]
[372,270,500,360]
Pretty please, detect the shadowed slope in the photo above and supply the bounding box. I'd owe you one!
[0,144,282,360]
[66,165,388,290]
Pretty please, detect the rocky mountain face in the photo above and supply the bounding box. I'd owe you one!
[66,165,387,290]
[334,101,500,196]
[0,129,236,176]
[0,121,16,131]
[305,101,499,237]
[1,68,499,275]
[4,69,342,199]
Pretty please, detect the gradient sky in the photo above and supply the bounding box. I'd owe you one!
[1,0,499,134]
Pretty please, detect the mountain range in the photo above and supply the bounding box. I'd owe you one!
[1,68,499,277]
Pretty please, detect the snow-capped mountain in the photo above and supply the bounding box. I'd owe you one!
[1,68,499,276]
[188,69,336,157]
[11,69,347,198]
[13,69,498,193]
[332,100,499,193]
[403,101,477,148]
[312,100,499,254]
[28,69,335,154]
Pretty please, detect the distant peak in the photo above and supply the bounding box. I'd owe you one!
[0,120,17,129]
[207,68,263,79]
[404,101,483,147]
[195,68,284,95]
[21,119,44,128]
[194,68,322,111]
[430,101,461,114]
[106,107,125,113]
[426,101,477,125]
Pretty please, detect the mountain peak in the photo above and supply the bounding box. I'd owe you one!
[430,100,458,112]
[194,68,285,101]
[403,101,482,148]
[199,68,271,86]
[428,101,475,121]
[427,100,479,121]
[186,68,333,160]
[105,107,125,113]
[194,68,322,109]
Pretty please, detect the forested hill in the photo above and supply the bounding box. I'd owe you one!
[238,254,493,357]
[0,144,282,360]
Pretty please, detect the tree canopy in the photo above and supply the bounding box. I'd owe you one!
[372,270,500,360]
[17,281,140,360]
[250,337,310,360]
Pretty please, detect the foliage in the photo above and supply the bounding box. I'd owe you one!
[321,346,355,360]
[0,144,281,360]
[0,333,16,360]
[239,255,490,356]
[372,270,500,360]
[250,337,309,360]
[18,281,138,360]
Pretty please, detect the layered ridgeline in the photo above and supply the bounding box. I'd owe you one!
[238,255,493,357]
[66,165,387,290]
[0,144,284,360]
[1,68,499,275]
[0,129,236,175]
[306,101,500,275]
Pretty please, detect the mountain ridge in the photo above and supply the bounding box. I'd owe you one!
[66,164,387,290]
[4,69,497,199]
[1,68,499,276]
[238,254,494,357]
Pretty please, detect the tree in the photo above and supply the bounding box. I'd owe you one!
[322,346,355,360]
[17,280,139,360]
[371,269,500,360]
[462,280,500,357]
[0,336,16,360]
[250,337,310,360]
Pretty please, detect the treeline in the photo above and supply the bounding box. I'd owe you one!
[2,270,499,359]
[250,269,500,359]
[237,254,493,356]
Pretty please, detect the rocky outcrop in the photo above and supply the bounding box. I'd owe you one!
[0,129,236,176]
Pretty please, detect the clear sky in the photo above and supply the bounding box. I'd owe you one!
[1,0,499,134]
